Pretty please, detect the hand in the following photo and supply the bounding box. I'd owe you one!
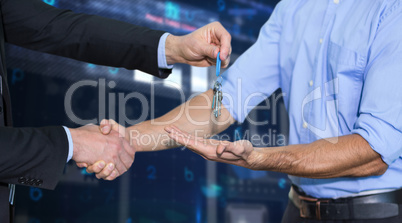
[70,124,134,180]
[165,125,256,169]
[165,22,232,68]
[77,120,130,180]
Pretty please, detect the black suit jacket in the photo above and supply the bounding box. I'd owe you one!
[0,0,171,221]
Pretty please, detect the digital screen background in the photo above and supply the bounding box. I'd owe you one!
[6,0,292,222]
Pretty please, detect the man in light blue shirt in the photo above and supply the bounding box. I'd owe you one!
[216,0,402,199]
[95,0,402,221]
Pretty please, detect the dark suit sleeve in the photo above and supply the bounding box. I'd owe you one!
[0,0,171,78]
[0,126,69,190]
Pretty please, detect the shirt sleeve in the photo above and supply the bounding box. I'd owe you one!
[2,0,170,78]
[220,1,285,122]
[351,7,402,165]
[62,126,74,163]
[157,33,174,69]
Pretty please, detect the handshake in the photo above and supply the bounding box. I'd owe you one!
[70,117,257,181]
[69,119,135,181]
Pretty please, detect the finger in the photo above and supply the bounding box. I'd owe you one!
[95,162,115,179]
[164,126,173,133]
[180,58,215,67]
[76,162,88,168]
[170,125,188,135]
[101,119,125,136]
[170,126,211,150]
[105,170,119,181]
[108,119,126,138]
[169,130,210,156]
[224,142,240,154]
[225,141,251,158]
[100,119,111,135]
[201,43,218,61]
[168,128,195,148]
[86,161,106,174]
[217,143,244,160]
[113,150,128,176]
[213,22,232,62]
[216,143,227,156]
[221,54,230,68]
[166,125,184,135]
[218,151,242,161]
[114,161,127,177]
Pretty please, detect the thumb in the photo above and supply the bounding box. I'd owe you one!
[216,142,228,156]
[76,162,88,168]
[100,119,123,136]
[201,43,219,60]
[100,119,112,135]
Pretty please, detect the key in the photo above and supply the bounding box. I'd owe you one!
[212,52,223,118]
[218,90,222,116]
[212,81,222,118]
[212,84,217,110]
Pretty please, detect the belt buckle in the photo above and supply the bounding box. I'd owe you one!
[299,195,329,220]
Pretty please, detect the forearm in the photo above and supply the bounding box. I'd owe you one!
[0,126,68,189]
[127,89,234,151]
[3,0,165,76]
[249,134,388,178]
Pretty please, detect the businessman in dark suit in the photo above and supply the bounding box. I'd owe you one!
[0,0,232,221]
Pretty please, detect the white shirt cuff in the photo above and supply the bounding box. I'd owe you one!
[158,32,174,69]
[62,126,74,163]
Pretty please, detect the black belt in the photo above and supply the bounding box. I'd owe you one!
[289,185,402,220]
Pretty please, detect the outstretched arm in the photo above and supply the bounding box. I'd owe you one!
[84,89,234,179]
[2,0,231,77]
[166,126,388,179]
[116,89,234,151]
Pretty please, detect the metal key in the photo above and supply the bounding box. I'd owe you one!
[218,90,222,116]
[212,81,222,117]
[212,52,223,118]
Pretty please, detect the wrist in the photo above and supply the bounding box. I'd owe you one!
[247,148,262,170]
[127,126,142,151]
[69,128,81,161]
[165,35,184,65]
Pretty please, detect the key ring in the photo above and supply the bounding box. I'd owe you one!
[216,52,221,77]
[215,52,224,85]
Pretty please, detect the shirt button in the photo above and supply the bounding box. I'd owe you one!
[303,122,308,129]
[309,80,314,87]
[334,0,339,4]
[319,38,323,44]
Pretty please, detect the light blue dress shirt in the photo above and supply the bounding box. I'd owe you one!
[64,33,172,163]
[221,0,402,198]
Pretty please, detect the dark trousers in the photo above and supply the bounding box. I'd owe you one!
[281,200,402,223]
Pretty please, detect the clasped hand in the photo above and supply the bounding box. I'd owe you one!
[77,120,257,181]
[70,122,133,181]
